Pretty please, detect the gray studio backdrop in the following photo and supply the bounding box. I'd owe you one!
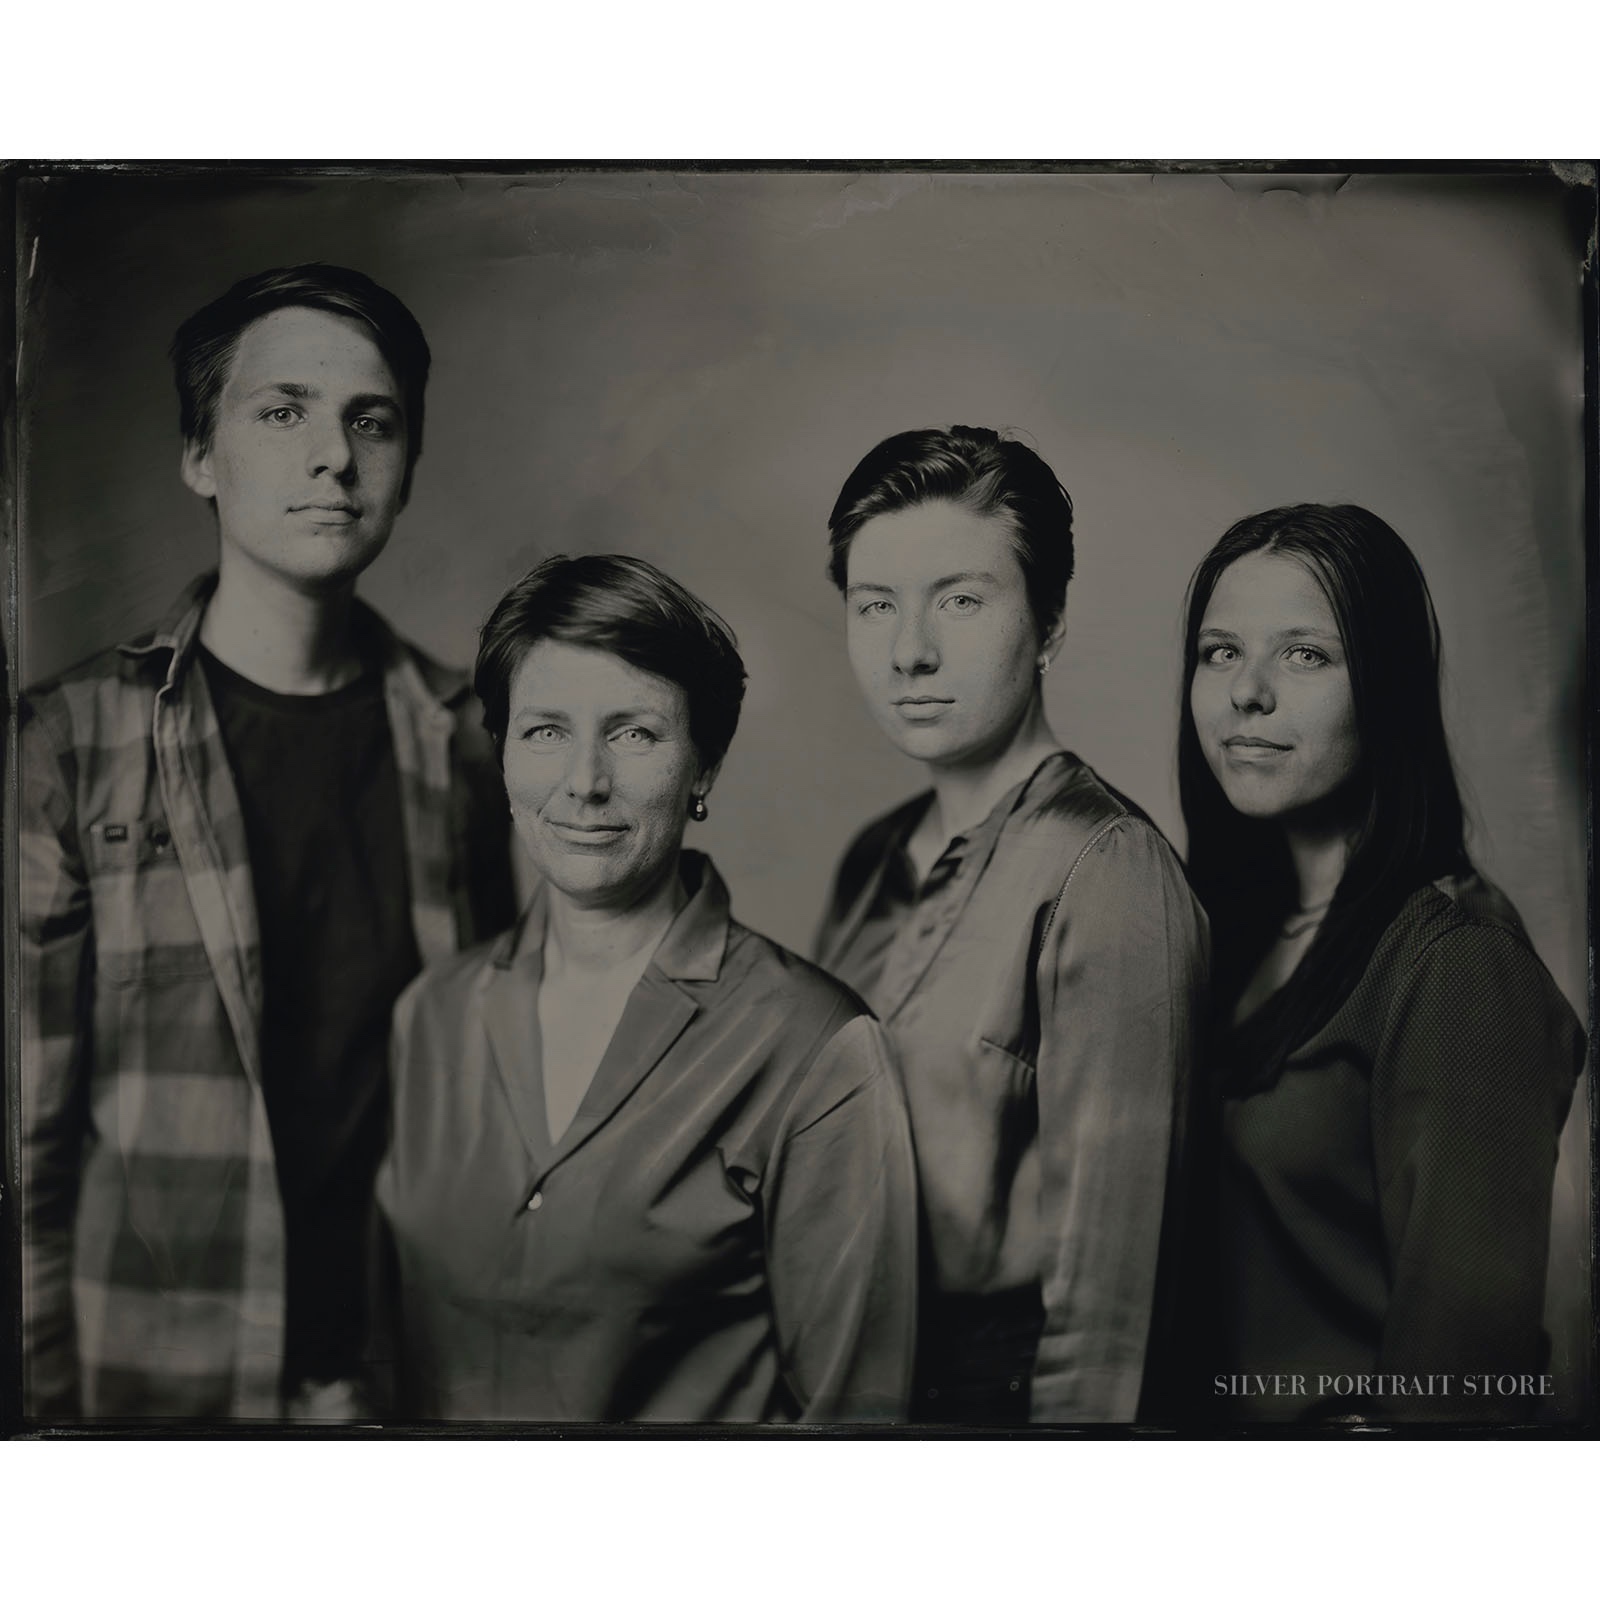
[12,168,1592,1414]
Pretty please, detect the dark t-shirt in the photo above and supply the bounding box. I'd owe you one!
[201,645,421,1391]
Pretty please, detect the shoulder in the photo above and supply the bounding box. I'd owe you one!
[392,630,474,709]
[819,790,930,936]
[1022,756,1190,888]
[832,791,930,880]
[1381,873,1539,974]
[1042,755,1159,833]
[1370,873,1584,1053]
[25,572,216,716]
[721,919,875,1034]
[374,616,500,764]
[22,636,165,756]
[373,616,473,713]
[392,937,504,1041]
[1014,761,1206,975]
[717,922,899,1128]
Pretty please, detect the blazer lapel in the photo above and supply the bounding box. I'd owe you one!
[481,953,554,1170]
[530,852,729,1185]
[533,972,700,1185]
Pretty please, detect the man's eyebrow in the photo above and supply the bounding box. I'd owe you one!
[245,381,316,400]
[346,392,402,412]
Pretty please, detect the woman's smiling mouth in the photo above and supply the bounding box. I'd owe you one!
[545,819,629,846]
[892,695,955,721]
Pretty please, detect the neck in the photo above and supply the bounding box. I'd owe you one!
[924,695,1061,841]
[1283,821,1351,913]
[544,861,688,978]
[199,549,365,695]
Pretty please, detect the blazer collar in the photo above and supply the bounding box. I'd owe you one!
[482,850,732,1184]
[491,849,731,983]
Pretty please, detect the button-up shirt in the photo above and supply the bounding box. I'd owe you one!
[18,573,516,1419]
[815,753,1209,1424]
[374,853,918,1424]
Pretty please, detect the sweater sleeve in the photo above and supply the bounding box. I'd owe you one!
[1372,922,1584,1413]
[1030,818,1209,1423]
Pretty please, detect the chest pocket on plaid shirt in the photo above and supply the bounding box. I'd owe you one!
[87,818,216,986]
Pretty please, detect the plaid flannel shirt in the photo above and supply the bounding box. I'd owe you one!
[16,573,516,1421]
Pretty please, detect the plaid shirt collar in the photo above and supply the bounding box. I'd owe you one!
[118,569,473,716]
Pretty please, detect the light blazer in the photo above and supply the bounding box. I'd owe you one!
[374,852,919,1424]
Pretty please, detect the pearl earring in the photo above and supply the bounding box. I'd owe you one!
[689,794,709,822]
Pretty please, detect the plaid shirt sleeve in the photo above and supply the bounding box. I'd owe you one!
[14,605,518,1420]
[17,690,93,1416]
[449,695,520,945]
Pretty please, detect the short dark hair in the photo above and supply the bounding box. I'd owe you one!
[169,263,432,498]
[826,426,1075,636]
[475,554,747,772]
[1178,503,1469,1091]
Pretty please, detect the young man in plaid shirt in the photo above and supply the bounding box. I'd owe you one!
[18,264,517,1420]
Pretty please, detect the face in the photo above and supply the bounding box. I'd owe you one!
[1190,549,1361,824]
[180,306,409,593]
[503,639,710,912]
[844,502,1053,770]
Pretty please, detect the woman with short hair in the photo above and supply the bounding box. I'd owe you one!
[1181,503,1585,1421]
[814,426,1207,1425]
[373,553,918,1423]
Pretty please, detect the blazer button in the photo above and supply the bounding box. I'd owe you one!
[526,1192,543,1211]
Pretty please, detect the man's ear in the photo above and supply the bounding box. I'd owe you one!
[180,437,216,500]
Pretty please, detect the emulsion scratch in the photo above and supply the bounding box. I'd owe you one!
[1219,173,1351,200]
[811,173,931,232]
[17,231,41,377]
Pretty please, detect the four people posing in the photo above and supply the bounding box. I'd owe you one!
[15,265,1587,1428]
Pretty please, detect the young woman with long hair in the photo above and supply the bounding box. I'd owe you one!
[1180,504,1584,1422]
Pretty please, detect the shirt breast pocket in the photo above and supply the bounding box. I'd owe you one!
[86,819,215,987]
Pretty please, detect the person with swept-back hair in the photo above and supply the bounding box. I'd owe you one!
[369,554,918,1423]
[1180,503,1585,1421]
[17,263,515,1421]
[814,425,1207,1425]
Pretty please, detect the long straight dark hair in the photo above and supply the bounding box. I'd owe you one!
[1178,505,1470,1090]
